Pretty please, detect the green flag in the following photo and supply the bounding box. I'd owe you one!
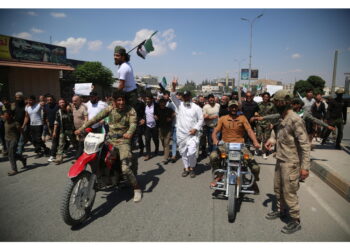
[137,31,157,59]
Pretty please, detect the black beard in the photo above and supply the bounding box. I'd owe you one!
[90,99,98,104]
[15,100,25,107]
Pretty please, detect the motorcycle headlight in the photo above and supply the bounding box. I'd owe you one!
[243,153,250,160]
[220,152,228,159]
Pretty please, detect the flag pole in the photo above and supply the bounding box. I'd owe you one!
[127,31,158,54]
[127,40,145,54]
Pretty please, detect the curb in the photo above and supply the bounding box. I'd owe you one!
[311,159,350,202]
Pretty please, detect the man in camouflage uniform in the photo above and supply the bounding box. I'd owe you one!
[75,90,142,202]
[265,90,310,234]
[53,98,78,165]
[254,92,276,159]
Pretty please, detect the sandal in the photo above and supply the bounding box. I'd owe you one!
[190,169,196,178]
[182,169,189,177]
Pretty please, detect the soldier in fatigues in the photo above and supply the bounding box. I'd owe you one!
[254,92,277,159]
[75,90,142,202]
[265,90,310,234]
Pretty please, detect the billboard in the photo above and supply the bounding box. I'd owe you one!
[251,69,258,79]
[0,34,67,64]
[241,69,249,80]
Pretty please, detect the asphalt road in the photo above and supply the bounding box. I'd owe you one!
[0,142,350,241]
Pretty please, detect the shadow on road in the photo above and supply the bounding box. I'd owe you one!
[71,188,134,231]
[139,163,165,193]
[263,193,277,211]
[194,163,211,176]
[20,162,49,172]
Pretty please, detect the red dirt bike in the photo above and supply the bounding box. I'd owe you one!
[60,128,136,226]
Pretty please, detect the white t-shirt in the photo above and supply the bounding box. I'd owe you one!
[203,103,220,128]
[86,100,108,128]
[25,103,43,126]
[302,97,315,113]
[117,62,137,92]
[145,103,156,128]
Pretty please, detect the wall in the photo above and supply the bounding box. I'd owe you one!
[8,67,60,99]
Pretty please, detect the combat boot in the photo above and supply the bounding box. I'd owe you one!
[54,155,63,165]
[265,210,283,220]
[281,219,301,234]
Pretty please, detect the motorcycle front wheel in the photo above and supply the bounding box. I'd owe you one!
[227,184,237,223]
[61,170,96,226]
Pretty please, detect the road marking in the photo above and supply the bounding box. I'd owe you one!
[306,186,350,236]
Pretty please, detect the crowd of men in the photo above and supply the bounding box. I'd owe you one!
[0,44,348,233]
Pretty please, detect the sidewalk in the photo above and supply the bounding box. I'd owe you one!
[311,140,350,202]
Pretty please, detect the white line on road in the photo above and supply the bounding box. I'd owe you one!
[306,186,350,236]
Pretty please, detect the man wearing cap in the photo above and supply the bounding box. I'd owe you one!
[114,46,138,109]
[264,90,310,234]
[170,79,203,178]
[322,88,347,149]
[210,100,261,192]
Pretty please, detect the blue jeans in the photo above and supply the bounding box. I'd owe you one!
[205,126,217,153]
[16,133,24,155]
[171,126,177,157]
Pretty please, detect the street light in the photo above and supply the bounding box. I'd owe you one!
[241,13,264,88]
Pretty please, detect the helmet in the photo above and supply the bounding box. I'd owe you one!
[271,90,293,101]
[291,98,304,106]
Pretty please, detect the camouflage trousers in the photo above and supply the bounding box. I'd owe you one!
[57,130,78,156]
[274,159,300,220]
[256,124,272,144]
[209,146,260,181]
[107,143,138,187]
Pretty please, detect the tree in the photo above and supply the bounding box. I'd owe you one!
[293,80,313,97]
[74,62,114,87]
[307,75,325,95]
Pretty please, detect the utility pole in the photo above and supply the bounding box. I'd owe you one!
[241,13,263,89]
[331,50,338,95]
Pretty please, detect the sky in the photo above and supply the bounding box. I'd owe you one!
[0,7,350,87]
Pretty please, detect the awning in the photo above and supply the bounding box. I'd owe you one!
[0,60,74,71]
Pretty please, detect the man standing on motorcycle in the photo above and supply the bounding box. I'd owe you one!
[210,100,261,193]
[75,90,142,203]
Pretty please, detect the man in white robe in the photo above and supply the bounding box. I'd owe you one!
[170,79,204,178]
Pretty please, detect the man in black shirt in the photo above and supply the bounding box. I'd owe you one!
[12,92,26,156]
[44,95,59,162]
[322,88,347,149]
[219,95,230,117]
[241,91,259,122]
[133,97,146,155]
[155,98,175,164]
